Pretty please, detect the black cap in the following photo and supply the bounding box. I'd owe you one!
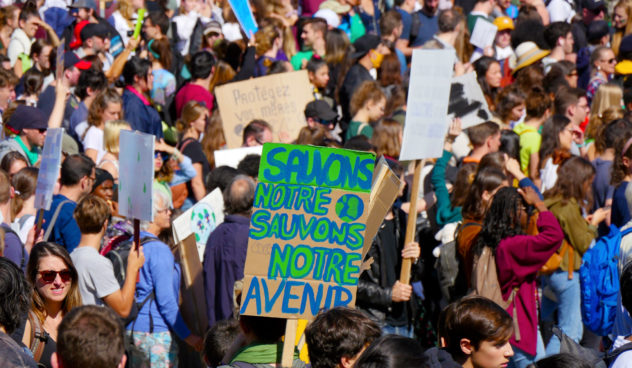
[351,34,380,60]
[305,100,338,122]
[587,20,609,43]
[583,0,606,11]
[80,22,109,41]
[620,35,632,55]
[7,105,47,132]
[63,51,92,70]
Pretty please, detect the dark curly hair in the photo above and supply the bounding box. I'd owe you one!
[473,186,524,257]
[0,257,31,333]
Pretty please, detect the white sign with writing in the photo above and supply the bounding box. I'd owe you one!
[118,130,155,221]
[34,128,64,210]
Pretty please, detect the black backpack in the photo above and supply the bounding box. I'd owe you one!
[104,235,158,326]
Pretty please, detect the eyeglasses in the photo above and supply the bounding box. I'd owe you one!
[38,128,47,133]
[39,269,72,283]
[156,207,172,214]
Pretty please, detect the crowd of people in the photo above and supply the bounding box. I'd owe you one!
[2,0,632,367]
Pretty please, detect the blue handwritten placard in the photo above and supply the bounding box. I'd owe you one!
[240,144,374,319]
[227,0,258,38]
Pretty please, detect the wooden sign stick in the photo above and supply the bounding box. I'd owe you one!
[35,209,45,236]
[399,159,425,284]
[281,318,298,367]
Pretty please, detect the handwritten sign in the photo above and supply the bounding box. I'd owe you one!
[240,144,375,319]
[400,49,455,160]
[215,70,312,149]
[172,188,225,260]
[227,0,258,37]
[118,130,154,221]
[470,18,497,50]
[34,128,64,210]
[448,72,492,129]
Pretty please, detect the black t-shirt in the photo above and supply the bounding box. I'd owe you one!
[179,138,211,199]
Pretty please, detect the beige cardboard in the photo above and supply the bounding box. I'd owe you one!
[240,275,357,320]
[175,234,209,335]
[362,160,401,259]
[215,71,313,148]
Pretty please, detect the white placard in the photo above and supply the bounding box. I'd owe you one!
[447,72,493,129]
[117,130,155,221]
[470,18,497,50]
[214,146,263,168]
[172,188,225,260]
[34,128,64,210]
[400,49,456,160]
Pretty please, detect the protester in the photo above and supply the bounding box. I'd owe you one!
[176,100,210,208]
[204,174,255,326]
[0,257,37,368]
[23,242,82,368]
[52,305,127,368]
[10,166,37,244]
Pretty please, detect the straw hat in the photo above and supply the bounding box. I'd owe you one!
[512,41,549,74]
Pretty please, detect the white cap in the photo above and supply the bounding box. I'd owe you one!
[313,9,340,28]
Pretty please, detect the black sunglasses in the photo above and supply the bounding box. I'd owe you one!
[39,269,72,283]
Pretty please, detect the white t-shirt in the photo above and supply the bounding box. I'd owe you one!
[70,246,120,306]
[76,123,106,163]
[610,336,632,367]
[540,157,559,193]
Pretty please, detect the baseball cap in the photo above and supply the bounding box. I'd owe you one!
[63,51,92,70]
[80,22,109,41]
[351,34,380,60]
[587,20,609,43]
[493,16,514,32]
[305,100,338,122]
[583,0,606,11]
[203,21,222,37]
[7,105,47,132]
[69,0,97,11]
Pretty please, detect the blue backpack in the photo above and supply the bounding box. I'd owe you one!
[580,225,632,336]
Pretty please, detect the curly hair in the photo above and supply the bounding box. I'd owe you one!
[350,80,386,117]
[0,257,31,334]
[473,186,524,257]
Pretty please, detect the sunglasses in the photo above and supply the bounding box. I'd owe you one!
[39,269,72,283]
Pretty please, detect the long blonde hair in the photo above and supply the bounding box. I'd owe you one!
[103,120,131,154]
[612,0,632,55]
[588,83,623,139]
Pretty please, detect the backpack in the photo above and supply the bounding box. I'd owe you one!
[604,341,632,367]
[103,235,158,325]
[471,246,520,340]
[435,222,481,302]
[579,224,632,336]
[552,326,607,368]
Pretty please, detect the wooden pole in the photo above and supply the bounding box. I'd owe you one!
[281,319,298,367]
[35,209,44,236]
[134,219,140,282]
[399,159,424,284]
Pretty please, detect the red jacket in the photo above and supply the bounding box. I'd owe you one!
[496,211,564,355]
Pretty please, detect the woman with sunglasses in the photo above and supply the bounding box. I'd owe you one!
[587,46,616,105]
[22,242,82,368]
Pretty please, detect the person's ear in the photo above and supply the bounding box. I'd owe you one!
[51,352,62,368]
[117,354,127,368]
[460,338,474,355]
[482,189,492,203]
[623,156,632,169]
[440,336,447,348]
[340,356,354,368]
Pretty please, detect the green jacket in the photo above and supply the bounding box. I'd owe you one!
[543,195,597,271]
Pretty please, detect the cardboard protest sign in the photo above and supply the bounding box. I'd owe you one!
[215,70,312,149]
[118,130,155,221]
[362,157,401,259]
[214,146,263,169]
[227,0,258,37]
[240,143,375,319]
[448,72,493,129]
[176,234,209,336]
[34,128,64,210]
[400,49,456,160]
[470,18,497,50]
[172,188,224,260]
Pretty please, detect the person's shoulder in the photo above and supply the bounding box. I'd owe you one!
[0,331,38,368]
